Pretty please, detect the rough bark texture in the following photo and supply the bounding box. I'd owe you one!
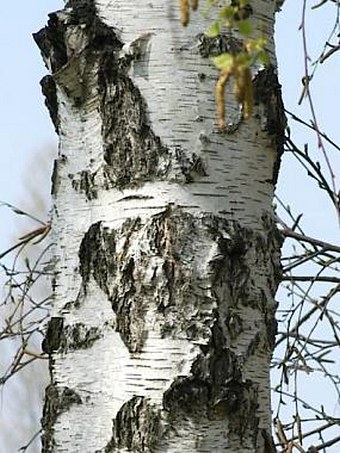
[35,0,284,451]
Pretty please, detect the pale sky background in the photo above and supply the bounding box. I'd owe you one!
[0,0,62,252]
[0,0,339,452]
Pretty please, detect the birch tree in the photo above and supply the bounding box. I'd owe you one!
[34,0,285,451]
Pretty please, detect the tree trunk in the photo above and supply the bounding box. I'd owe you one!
[35,0,284,451]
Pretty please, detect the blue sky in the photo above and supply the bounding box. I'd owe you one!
[0,0,339,451]
[0,1,62,253]
[276,3,340,449]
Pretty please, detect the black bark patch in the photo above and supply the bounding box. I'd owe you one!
[33,12,68,73]
[79,221,117,293]
[104,396,161,453]
[34,1,123,111]
[33,4,122,75]
[77,209,282,354]
[198,33,243,58]
[253,66,287,184]
[163,320,259,439]
[163,321,240,418]
[41,385,82,453]
[51,159,59,195]
[65,0,97,24]
[51,154,67,196]
[59,323,102,352]
[42,317,64,354]
[109,255,149,353]
[117,194,154,202]
[262,213,283,348]
[71,169,98,199]
[151,209,254,321]
[78,218,147,352]
[98,63,206,191]
[107,222,147,350]
[163,376,210,417]
[185,152,208,180]
[41,75,59,133]
[209,219,251,305]
[149,208,223,338]
[99,71,170,189]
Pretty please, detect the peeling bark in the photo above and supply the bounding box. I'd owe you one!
[253,66,286,183]
[36,0,285,451]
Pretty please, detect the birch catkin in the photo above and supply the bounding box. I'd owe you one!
[180,0,190,26]
[180,0,199,26]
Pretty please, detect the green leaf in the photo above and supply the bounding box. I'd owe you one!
[235,51,252,66]
[258,49,270,66]
[219,6,235,20]
[238,20,252,36]
[205,21,220,37]
[212,53,233,70]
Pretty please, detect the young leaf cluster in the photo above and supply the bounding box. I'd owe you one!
[180,0,269,129]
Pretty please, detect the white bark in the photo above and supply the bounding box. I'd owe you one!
[35,0,284,451]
